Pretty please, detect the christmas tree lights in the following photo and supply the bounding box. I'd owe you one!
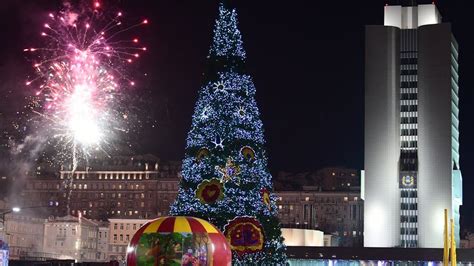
[170,2,287,264]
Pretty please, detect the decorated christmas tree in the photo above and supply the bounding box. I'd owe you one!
[170,1,287,265]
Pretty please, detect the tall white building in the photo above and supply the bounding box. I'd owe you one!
[364,1,462,248]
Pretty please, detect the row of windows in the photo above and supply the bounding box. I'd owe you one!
[278,196,358,203]
[401,240,418,247]
[400,228,418,235]
[401,81,418,88]
[401,93,418,100]
[71,201,147,208]
[401,129,418,136]
[401,203,418,210]
[113,223,143,231]
[401,141,418,148]
[71,209,143,216]
[400,215,418,223]
[73,183,146,190]
[401,105,418,112]
[401,69,418,76]
[73,192,151,199]
[113,234,130,242]
[401,190,418,198]
[61,172,153,180]
[401,58,418,65]
[401,117,418,124]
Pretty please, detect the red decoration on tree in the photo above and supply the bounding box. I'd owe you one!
[196,178,225,204]
[224,217,264,256]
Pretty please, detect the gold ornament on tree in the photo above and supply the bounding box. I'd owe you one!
[240,146,255,161]
[196,147,210,162]
[216,157,241,185]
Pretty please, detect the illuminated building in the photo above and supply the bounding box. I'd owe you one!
[364,1,462,247]
[20,155,180,220]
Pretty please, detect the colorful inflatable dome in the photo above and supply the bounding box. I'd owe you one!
[127,216,231,266]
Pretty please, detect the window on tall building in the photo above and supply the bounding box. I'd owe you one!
[120,234,123,241]
[113,234,117,241]
[114,224,117,230]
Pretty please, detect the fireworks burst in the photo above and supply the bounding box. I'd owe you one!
[25,2,148,161]
[23,1,149,213]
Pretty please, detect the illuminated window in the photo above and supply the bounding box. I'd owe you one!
[305,197,310,201]
[278,205,282,210]
[354,197,358,201]
[344,197,348,201]
[84,184,87,189]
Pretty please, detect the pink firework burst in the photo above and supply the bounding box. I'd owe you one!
[25,1,148,155]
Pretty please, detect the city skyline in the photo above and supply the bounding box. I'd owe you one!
[0,1,472,227]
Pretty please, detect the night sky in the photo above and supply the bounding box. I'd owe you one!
[0,1,473,228]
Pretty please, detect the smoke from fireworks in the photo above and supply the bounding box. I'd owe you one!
[22,1,149,213]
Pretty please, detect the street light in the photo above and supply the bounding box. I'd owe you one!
[11,207,20,213]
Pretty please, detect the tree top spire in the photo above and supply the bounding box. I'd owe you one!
[208,2,246,60]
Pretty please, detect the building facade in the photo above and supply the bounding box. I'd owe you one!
[3,213,46,260]
[43,215,100,261]
[108,218,150,262]
[276,190,363,247]
[19,155,180,220]
[97,222,110,262]
[365,2,462,248]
